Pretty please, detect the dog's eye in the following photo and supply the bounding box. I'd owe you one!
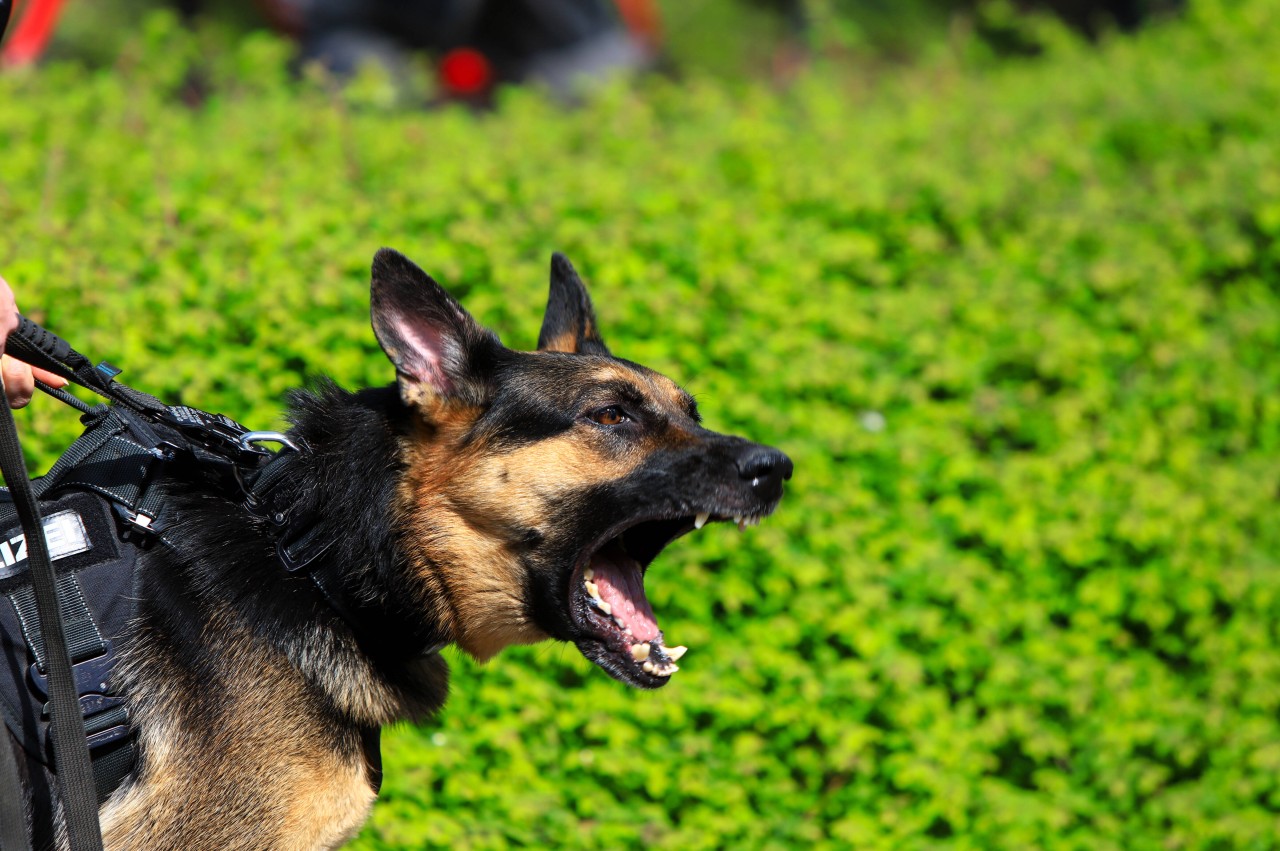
[589,406,628,426]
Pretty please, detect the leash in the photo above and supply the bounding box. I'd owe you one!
[0,375,99,850]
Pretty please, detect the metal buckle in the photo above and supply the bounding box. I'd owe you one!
[29,641,116,702]
[29,644,131,750]
[237,431,299,454]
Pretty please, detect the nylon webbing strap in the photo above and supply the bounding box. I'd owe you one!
[0,381,104,851]
[38,414,123,498]
[34,379,95,416]
[89,740,132,802]
[7,574,106,671]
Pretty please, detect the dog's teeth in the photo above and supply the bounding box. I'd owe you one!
[643,661,655,674]
[656,664,678,677]
[585,581,600,599]
[617,618,632,633]
[584,567,594,581]
[631,643,651,661]
[665,645,688,661]
[694,512,709,529]
[598,600,612,616]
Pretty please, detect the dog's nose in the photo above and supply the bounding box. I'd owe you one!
[736,445,793,500]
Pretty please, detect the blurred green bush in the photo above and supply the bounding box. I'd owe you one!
[3,1,1280,848]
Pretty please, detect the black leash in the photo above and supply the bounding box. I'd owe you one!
[0,376,102,851]
[1,1,35,829]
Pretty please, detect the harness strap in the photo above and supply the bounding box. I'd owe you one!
[7,575,106,670]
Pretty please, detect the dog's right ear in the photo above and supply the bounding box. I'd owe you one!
[370,248,497,408]
[537,253,610,356]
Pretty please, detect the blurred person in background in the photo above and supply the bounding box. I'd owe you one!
[258,0,660,101]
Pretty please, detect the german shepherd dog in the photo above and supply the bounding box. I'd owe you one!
[17,249,792,849]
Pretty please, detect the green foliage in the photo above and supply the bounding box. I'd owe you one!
[3,2,1280,847]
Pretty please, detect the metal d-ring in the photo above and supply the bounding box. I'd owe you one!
[237,431,299,453]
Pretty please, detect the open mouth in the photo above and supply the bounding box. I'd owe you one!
[569,509,767,689]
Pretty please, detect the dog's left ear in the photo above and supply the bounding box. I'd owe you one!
[537,253,610,356]
[371,248,498,407]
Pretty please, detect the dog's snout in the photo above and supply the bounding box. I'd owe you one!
[736,445,793,499]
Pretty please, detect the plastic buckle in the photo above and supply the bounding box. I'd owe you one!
[277,519,334,574]
[112,503,163,536]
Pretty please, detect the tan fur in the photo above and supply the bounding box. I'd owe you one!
[91,608,378,851]
[396,417,549,661]
[391,380,667,662]
[540,330,582,354]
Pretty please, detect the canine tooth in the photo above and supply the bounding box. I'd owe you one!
[598,601,612,616]
[631,643,651,661]
[584,567,594,581]
[585,581,600,599]
[665,645,688,661]
[643,661,655,673]
[656,664,678,677]
[694,512,709,529]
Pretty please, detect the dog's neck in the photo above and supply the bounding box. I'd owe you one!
[234,381,456,724]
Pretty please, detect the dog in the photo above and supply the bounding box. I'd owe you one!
[10,248,791,849]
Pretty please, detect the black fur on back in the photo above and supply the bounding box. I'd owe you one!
[132,379,451,724]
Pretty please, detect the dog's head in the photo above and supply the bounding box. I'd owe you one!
[371,248,791,689]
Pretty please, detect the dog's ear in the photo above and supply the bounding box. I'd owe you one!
[371,248,497,407]
[537,253,610,356]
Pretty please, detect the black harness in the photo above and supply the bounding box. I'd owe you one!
[0,318,313,850]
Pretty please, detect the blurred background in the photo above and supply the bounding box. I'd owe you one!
[4,0,1188,95]
[3,0,1280,849]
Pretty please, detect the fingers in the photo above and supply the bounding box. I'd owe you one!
[32,366,68,389]
[0,274,18,343]
[2,354,36,409]
[0,272,68,401]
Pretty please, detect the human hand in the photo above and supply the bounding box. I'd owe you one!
[0,273,70,408]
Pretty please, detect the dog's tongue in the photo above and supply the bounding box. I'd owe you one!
[590,543,660,642]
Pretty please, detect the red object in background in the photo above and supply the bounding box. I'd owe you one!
[1,0,68,67]
[614,0,662,51]
[438,47,493,97]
